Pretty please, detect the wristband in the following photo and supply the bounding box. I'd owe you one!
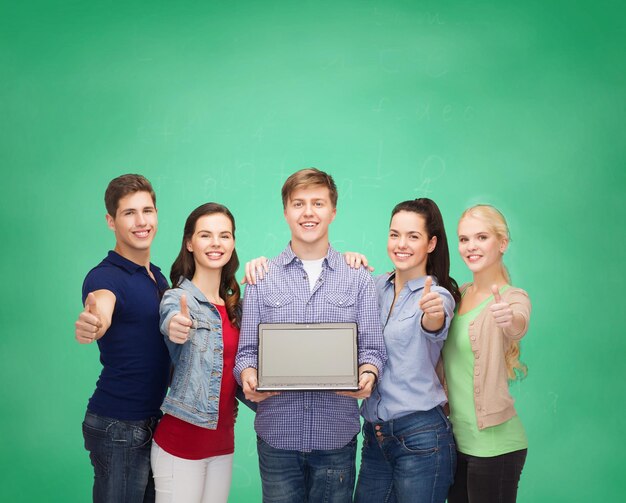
[360,370,378,386]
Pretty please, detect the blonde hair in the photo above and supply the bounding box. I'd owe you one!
[460,205,511,282]
[460,204,526,380]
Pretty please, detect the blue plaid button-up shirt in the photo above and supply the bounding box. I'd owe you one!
[234,244,386,452]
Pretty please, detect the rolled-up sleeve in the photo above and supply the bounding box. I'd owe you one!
[419,286,456,342]
[356,272,387,376]
[159,288,190,363]
[233,283,260,386]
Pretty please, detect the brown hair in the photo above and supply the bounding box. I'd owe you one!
[391,198,461,305]
[281,168,338,208]
[169,203,241,328]
[104,174,156,217]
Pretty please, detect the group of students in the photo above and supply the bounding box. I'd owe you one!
[75,168,531,503]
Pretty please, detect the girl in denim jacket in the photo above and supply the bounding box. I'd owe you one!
[151,203,242,503]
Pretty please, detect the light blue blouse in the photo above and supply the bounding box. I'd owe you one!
[360,273,455,423]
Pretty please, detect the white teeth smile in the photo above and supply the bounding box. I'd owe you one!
[207,252,223,258]
[134,230,149,238]
[302,223,317,228]
[395,253,411,258]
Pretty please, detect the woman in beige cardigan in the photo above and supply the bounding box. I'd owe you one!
[444,205,531,503]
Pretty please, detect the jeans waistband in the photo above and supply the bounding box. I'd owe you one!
[85,410,160,428]
[365,406,449,436]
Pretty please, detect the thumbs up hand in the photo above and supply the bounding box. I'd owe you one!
[419,276,445,331]
[75,292,104,344]
[168,294,193,344]
[489,284,513,328]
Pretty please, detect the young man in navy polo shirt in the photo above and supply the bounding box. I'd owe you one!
[74,174,170,503]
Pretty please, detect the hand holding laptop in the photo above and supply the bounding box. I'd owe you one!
[335,364,378,399]
[241,368,280,403]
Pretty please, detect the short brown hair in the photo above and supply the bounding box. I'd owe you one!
[104,174,156,217]
[281,168,338,208]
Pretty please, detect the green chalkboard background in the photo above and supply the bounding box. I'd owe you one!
[1,0,624,501]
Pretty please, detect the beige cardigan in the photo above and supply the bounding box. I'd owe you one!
[439,284,531,430]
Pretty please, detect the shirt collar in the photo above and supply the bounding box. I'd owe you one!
[278,243,339,271]
[385,272,438,292]
[105,250,161,275]
[177,277,210,303]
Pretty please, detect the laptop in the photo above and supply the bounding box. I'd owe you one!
[256,322,359,392]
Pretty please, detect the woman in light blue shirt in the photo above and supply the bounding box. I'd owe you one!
[347,198,461,503]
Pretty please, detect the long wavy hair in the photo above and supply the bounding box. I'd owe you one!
[460,204,526,380]
[170,203,241,328]
[391,198,461,305]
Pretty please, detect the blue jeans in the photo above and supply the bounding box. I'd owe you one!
[82,410,159,503]
[256,436,357,503]
[354,407,456,503]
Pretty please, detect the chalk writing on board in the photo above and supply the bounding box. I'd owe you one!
[425,53,449,78]
[323,52,346,69]
[271,159,291,185]
[416,103,476,121]
[219,162,256,191]
[414,155,446,196]
[253,111,277,143]
[202,176,218,199]
[379,49,402,73]
[464,106,476,121]
[360,141,393,188]
[416,102,431,121]
[372,98,388,113]
[340,179,353,200]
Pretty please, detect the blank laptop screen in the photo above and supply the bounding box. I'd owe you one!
[257,323,358,391]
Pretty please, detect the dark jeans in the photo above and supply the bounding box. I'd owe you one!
[354,407,456,503]
[256,436,357,503]
[82,410,159,503]
[447,448,527,503]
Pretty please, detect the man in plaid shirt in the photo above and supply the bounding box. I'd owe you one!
[234,168,387,502]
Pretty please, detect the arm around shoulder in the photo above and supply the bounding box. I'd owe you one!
[355,270,387,375]
[233,283,262,385]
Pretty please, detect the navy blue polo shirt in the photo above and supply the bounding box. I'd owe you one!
[82,250,171,420]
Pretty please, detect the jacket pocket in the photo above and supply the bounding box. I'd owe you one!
[190,318,216,352]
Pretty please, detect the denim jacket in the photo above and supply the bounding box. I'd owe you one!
[159,278,227,429]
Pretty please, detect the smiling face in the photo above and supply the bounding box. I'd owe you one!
[457,215,508,275]
[387,210,437,279]
[106,191,157,260]
[186,213,235,273]
[284,185,336,258]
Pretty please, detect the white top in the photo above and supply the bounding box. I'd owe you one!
[301,258,324,291]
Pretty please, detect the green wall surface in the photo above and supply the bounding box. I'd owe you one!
[1,1,624,501]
